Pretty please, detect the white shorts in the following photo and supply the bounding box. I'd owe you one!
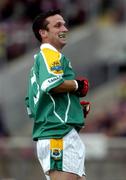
[36,128,86,177]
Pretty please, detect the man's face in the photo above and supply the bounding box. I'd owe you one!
[44,14,68,50]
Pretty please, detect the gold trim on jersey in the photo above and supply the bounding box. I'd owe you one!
[42,48,63,75]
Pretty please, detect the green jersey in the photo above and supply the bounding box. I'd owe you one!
[25,43,85,141]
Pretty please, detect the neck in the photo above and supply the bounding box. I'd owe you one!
[40,43,61,53]
[42,41,63,52]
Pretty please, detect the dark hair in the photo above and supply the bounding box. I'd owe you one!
[32,9,61,42]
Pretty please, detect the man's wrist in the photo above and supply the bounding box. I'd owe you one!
[73,80,78,91]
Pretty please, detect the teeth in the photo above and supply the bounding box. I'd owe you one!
[58,33,66,38]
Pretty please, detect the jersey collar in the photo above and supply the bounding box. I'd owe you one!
[40,43,59,52]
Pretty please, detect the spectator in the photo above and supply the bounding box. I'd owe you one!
[24,0,41,20]
[0,0,15,21]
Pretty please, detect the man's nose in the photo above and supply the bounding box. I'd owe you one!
[62,25,68,32]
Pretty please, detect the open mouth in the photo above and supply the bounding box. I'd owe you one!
[58,32,66,39]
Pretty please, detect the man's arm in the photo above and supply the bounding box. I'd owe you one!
[51,78,89,97]
[51,80,77,93]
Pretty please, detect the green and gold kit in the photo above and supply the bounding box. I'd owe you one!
[25,43,85,140]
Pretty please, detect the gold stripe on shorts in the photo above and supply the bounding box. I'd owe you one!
[50,139,63,160]
[50,139,63,150]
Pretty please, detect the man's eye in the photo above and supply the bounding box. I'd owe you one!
[55,23,61,28]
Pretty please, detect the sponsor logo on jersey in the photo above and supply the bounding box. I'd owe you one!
[41,76,63,92]
[47,76,60,83]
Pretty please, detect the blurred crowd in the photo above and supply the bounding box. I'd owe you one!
[0,0,88,64]
[0,0,126,64]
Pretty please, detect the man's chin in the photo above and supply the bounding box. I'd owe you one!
[55,41,67,50]
[61,40,67,46]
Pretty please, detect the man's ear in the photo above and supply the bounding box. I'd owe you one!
[39,29,47,38]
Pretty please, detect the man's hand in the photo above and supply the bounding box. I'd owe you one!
[80,101,90,118]
[75,77,89,97]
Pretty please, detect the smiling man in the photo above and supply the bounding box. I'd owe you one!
[25,9,89,180]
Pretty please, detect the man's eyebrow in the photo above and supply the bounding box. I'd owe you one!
[54,20,66,25]
[55,19,65,23]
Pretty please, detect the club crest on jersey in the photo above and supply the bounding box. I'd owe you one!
[50,61,63,72]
